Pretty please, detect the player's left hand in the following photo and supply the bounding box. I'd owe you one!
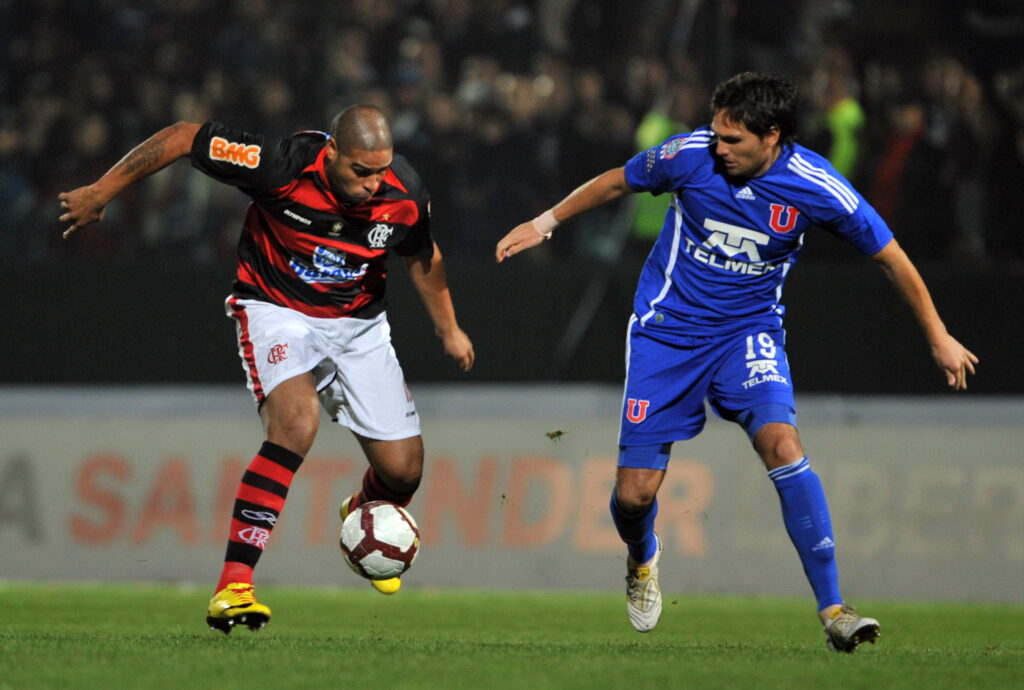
[439,326,475,372]
[930,333,978,390]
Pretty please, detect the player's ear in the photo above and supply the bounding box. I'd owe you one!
[764,126,781,147]
[325,137,338,162]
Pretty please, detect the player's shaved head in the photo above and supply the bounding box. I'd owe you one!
[330,105,392,153]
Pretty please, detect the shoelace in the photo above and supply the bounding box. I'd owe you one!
[827,605,863,638]
[626,568,655,605]
[228,586,256,604]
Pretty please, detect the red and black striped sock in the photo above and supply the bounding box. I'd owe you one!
[350,467,415,511]
[215,441,304,592]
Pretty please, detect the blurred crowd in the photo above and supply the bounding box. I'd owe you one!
[2,0,1023,268]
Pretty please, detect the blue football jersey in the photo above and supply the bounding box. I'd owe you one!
[623,127,893,335]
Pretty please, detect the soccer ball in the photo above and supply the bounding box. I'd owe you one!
[339,500,420,580]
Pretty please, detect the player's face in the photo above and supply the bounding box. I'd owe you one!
[324,140,393,204]
[711,111,781,179]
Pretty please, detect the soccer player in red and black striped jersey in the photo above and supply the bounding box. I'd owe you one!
[59,106,475,633]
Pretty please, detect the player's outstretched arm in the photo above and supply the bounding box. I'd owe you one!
[871,238,979,390]
[58,121,202,239]
[405,242,475,372]
[495,167,634,262]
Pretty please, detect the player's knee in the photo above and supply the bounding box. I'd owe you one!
[614,485,657,514]
[754,423,804,469]
[266,414,319,456]
[378,465,421,495]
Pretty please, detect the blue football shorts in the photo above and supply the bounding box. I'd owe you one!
[618,315,797,454]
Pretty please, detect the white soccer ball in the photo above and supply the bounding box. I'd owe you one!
[339,500,420,580]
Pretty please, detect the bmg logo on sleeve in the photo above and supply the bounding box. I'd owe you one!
[209,136,261,168]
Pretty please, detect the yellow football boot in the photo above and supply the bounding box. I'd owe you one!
[206,583,271,634]
[340,493,402,595]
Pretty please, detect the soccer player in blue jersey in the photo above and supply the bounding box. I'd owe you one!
[496,72,977,651]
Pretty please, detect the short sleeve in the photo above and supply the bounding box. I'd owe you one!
[830,200,894,256]
[623,130,711,196]
[392,193,435,259]
[190,121,308,193]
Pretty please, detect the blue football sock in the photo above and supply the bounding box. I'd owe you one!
[768,457,842,611]
[609,490,659,564]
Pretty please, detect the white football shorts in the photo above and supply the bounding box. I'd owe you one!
[226,297,420,441]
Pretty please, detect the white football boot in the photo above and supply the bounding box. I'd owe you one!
[625,534,663,633]
[824,604,880,652]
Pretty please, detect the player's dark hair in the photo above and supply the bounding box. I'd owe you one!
[330,105,393,153]
[710,72,798,144]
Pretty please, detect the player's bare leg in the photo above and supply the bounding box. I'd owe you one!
[260,372,321,457]
[754,422,880,651]
[340,433,423,594]
[354,433,424,495]
[613,466,665,632]
[209,373,319,633]
[751,422,804,471]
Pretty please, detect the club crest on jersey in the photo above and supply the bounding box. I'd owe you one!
[768,204,800,233]
[209,136,261,168]
[367,223,394,249]
[329,221,345,236]
[659,137,687,160]
[625,398,650,423]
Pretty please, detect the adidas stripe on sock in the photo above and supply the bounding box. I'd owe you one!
[769,456,842,611]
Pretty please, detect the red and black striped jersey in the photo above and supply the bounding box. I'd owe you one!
[189,120,433,319]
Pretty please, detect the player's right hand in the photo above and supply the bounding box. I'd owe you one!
[58,185,108,239]
[495,221,547,263]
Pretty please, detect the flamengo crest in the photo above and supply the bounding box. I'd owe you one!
[367,223,394,249]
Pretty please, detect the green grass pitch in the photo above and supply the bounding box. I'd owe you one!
[0,583,1021,689]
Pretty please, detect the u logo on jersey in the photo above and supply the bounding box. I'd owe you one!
[625,398,650,423]
[768,204,800,233]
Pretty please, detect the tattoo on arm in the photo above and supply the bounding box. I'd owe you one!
[119,137,166,176]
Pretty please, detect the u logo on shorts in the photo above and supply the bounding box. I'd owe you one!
[626,398,650,423]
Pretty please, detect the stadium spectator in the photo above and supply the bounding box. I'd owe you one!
[989,63,1024,268]
[923,55,995,263]
[0,114,36,259]
[629,62,707,251]
[807,48,865,180]
[0,0,1015,269]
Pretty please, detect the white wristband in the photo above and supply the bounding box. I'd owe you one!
[532,209,558,239]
